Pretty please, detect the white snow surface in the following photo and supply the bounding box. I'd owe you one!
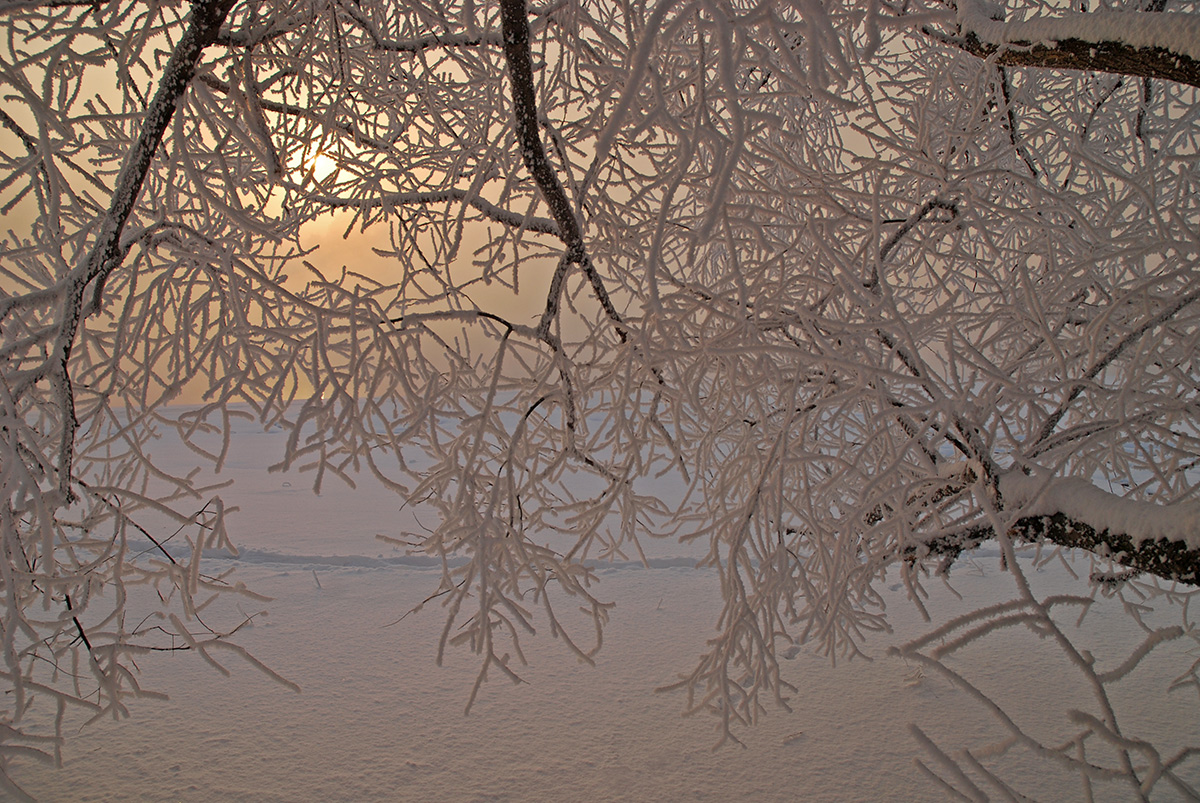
[9,422,1200,801]
[958,0,1200,62]
[1001,468,1200,548]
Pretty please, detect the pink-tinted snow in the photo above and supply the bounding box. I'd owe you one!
[9,425,1199,801]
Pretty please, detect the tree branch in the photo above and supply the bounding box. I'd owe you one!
[924,8,1200,89]
[909,471,1200,585]
[333,0,564,54]
[306,189,561,236]
[499,0,584,252]
[1027,285,1200,458]
[913,513,1200,586]
[41,0,239,497]
[498,0,632,341]
[946,32,1200,89]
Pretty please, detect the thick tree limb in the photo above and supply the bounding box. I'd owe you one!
[500,0,630,341]
[925,8,1200,89]
[937,31,1200,90]
[913,514,1200,586]
[909,469,1200,584]
[499,0,584,252]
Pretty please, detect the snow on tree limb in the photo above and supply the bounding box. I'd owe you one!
[912,476,1200,586]
[1001,471,1200,585]
[934,2,1200,88]
[958,1,1200,63]
[1011,512,1200,585]
[1001,470,1200,552]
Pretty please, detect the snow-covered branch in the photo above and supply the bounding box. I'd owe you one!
[1004,471,1200,583]
[1002,471,1200,551]
[933,2,1200,88]
[912,472,1200,584]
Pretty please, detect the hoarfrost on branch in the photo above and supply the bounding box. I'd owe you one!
[1,0,1199,798]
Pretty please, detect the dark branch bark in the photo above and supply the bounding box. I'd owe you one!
[500,0,634,342]
[499,0,584,252]
[911,515,1200,586]
[926,27,1200,90]
[966,34,1198,89]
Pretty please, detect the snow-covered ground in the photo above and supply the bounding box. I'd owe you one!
[9,422,1200,801]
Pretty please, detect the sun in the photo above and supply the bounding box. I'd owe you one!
[287,146,342,183]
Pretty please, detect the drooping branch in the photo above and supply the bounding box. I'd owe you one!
[36,0,239,496]
[923,6,1200,89]
[498,0,635,345]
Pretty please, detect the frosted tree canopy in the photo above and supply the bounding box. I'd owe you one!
[1,0,1198,797]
